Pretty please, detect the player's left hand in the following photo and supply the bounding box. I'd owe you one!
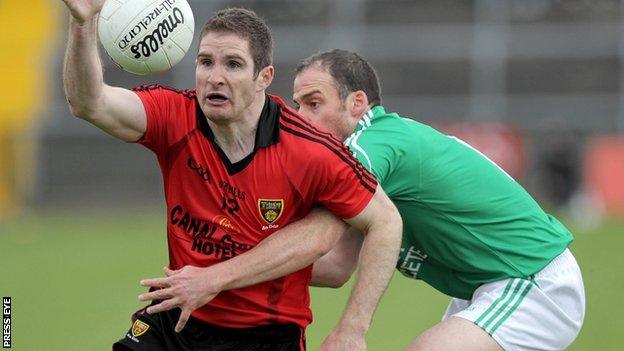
[319,328,367,351]
[138,265,220,332]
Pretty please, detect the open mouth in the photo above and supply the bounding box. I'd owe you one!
[207,93,228,103]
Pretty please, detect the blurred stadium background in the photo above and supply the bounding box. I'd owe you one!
[2,0,624,349]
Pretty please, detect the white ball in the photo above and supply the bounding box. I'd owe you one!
[98,0,195,75]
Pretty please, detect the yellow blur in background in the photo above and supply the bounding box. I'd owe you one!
[0,0,60,217]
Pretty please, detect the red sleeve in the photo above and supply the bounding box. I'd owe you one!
[132,85,196,157]
[311,144,377,219]
[279,108,378,219]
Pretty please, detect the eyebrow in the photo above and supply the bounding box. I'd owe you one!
[293,89,322,103]
[196,53,246,61]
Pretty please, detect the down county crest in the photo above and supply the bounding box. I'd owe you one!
[131,319,150,337]
[258,199,284,224]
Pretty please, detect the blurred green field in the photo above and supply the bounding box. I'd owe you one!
[1,208,621,350]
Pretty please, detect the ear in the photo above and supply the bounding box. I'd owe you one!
[256,65,275,91]
[347,90,370,118]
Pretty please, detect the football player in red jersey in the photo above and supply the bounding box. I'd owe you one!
[62,2,401,350]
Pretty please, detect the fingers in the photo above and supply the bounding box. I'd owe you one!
[138,287,174,302]
[140,277,170,288]
[175,309,192,333]
[146,298,180,314]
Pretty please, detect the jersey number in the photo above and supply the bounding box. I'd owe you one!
[221,195,240,215]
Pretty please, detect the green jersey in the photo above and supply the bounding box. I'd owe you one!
[346,106,572,299]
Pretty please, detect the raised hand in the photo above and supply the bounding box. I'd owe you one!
[61,0,106,24]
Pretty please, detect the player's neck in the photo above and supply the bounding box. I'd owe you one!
[207,94,265,163]
[341,104,376,141]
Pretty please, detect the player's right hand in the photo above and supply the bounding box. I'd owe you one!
[61,0,105,24]
[139,265,222,333]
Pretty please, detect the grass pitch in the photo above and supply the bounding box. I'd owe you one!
[1,208,620,350]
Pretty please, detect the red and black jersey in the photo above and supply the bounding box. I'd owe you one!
[132,85,377,329]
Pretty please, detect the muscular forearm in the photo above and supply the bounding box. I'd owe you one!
[208,208,348,291]
[339,218,401,334]
[336,189,403,336]
[63,16,105,118]
[62,13,146,141]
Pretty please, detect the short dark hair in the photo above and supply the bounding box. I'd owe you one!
[200,8,273,76]
[296,49,382,106]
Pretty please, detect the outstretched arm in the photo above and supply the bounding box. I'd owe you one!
[62,0,146,141]
[203,207,349,290]
[139,207,349,332]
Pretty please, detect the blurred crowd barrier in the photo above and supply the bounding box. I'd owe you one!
[2,0,624,225]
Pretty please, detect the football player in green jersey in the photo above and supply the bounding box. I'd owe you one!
[293,49,585,351]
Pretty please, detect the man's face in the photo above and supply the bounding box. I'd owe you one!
[195,31,264,123]
[293,66,353,141]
